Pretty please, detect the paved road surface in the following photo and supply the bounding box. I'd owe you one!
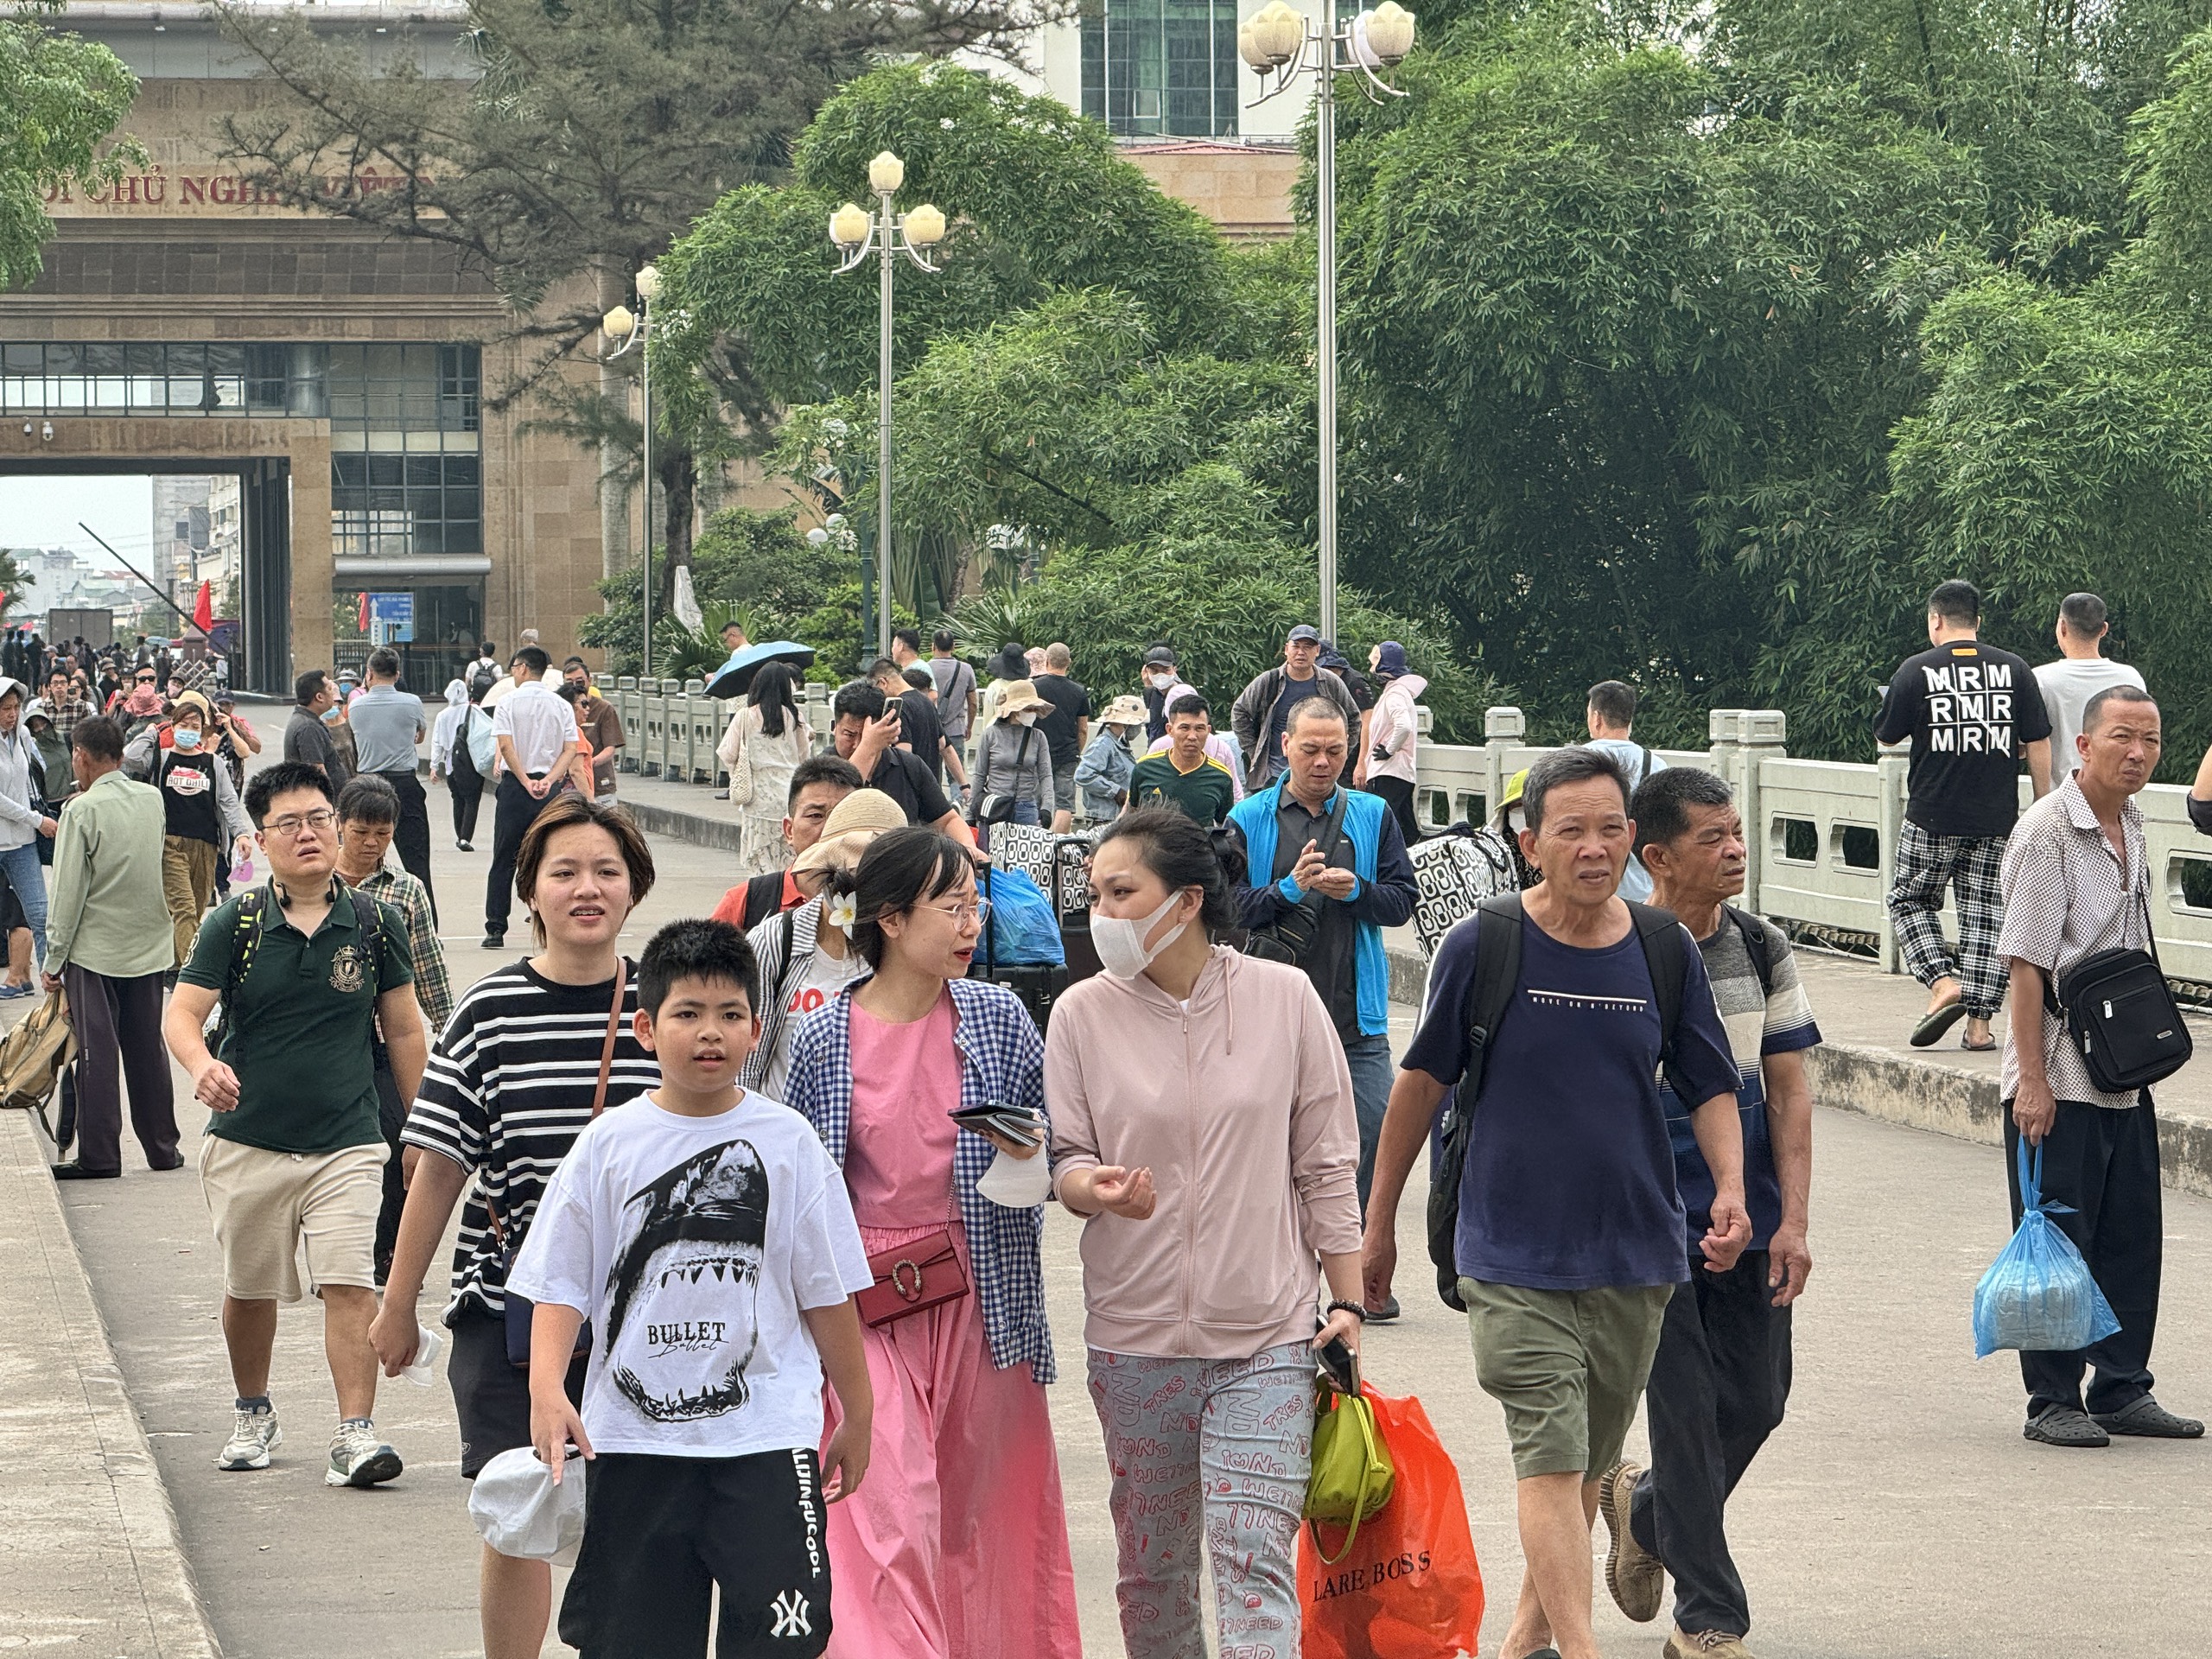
[54,816,2212,1656]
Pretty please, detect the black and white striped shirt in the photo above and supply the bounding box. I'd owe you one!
[401,958,657,1319]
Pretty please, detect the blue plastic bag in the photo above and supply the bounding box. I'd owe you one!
[979,868,1065,967]
[1973,1139,2123,1359]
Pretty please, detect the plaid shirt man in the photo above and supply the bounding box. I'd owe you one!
[352,864,454,1033]
[43,692,92,747]
[785,974,1056,1382]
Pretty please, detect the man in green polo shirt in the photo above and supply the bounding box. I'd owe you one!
[1130,695,1237,826]
[162,760,426,1490]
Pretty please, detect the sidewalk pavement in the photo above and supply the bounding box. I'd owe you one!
[0,1102,219,1657]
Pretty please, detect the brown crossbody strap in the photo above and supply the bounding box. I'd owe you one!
[483,960,627,1253]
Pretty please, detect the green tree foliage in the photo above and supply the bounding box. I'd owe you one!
[1890,31,2212,773]
[0,3,141,289]
[1330,0,2212,754]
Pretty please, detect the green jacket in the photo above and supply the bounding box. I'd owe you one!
[48,766,174,978]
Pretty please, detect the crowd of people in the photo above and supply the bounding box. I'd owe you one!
[14,576,2209,1659]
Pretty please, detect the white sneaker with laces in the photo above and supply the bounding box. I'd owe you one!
[217,1403,282,1471]
[325,1419,403,1489]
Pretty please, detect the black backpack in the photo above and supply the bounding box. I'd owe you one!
[1426,893,1693,1310]
[207,884,385,1060]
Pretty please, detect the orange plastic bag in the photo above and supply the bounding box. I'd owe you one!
[1299,1390,1484,1659]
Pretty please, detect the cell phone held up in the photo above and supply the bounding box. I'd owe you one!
[949,1101,1043,1149]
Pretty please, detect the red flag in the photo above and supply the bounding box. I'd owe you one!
[192,580,214,634]
[358,591,371,634]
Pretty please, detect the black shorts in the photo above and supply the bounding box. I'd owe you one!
[447,1307,586,1479]
[559,1448,831,1659]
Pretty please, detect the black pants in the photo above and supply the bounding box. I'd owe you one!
[64,964,178,1174]
[484,772,551,938]
[560,1449,832,1658]
[2003,1095,2163,1417]
[449,753,484,843]
[377,769,436,923]
[372,1051,406,1284]
[1629,1253,1790,1637]
[1364,774,1423,846]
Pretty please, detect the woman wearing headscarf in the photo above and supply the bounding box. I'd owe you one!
[717,660,812,878]
[1363,639,1428,847]
[430,677,487,851]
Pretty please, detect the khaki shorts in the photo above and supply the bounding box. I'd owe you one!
[1462,1277,1675,1480]
[197,1135,387,1302]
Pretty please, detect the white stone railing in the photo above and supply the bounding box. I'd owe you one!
[611,682,2212,983]
[1431,706,2212,985]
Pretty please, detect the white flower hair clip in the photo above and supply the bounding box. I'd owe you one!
[826,892,859,938]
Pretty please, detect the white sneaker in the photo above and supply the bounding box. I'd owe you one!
[324,1418,403,1489]
[217,1402,282,1471]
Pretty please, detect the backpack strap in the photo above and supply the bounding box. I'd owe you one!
[1723,902,1774,1000]
[1454,893,1525,1103]
[345,885,385,999]
[1625,899,1693,1101]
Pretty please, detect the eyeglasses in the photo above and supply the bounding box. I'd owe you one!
[921,899,991,929]
[264,810,338,838]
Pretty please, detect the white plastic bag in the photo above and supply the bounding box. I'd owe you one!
[467,1446,587,1566]
[397,1323,442,1388]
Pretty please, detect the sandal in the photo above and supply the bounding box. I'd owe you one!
[1961,1035,1996,1052]
[1910,998,1966,1047]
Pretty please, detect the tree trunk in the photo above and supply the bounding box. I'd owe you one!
[658,442,696,615]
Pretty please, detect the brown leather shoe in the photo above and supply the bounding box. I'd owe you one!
[1665,1629,1757,1658]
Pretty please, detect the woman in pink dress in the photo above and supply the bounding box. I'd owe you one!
[785,826,1082,1659]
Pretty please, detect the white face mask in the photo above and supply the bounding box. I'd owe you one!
[1009,710,1036,727]
[1092,888,1190,981]
[1505,806,1526,836]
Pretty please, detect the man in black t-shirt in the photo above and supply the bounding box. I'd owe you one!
[1033,642,1090,834]
[1874,579,2053,1052]
[870,658,945,783]
[829,681,977,850]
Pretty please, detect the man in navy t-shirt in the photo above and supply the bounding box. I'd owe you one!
[1596,766,1821,1659]
[1362,747,1748,1659]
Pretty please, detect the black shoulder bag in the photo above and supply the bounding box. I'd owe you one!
[2045,886,2190,1094]
[1243,788,1351,966]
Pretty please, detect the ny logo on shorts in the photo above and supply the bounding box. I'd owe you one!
[769,1590,812,1638]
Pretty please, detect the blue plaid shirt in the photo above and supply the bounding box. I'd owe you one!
[786,975,1056,1382]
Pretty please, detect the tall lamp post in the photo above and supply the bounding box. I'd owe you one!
[828,151,948,660]
[1242,0,1415,643]
[602,262,662,676]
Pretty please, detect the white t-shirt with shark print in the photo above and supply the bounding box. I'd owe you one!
[509,1089,872,1459]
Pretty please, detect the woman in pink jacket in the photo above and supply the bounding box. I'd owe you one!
[1045,806,1365,1659]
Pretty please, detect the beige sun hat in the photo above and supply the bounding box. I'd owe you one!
[789,787,910,878]
[1099,694,1147,728]
[993,678,1053,718]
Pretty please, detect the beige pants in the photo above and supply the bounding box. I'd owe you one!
[162,835,220,969]
[196,1135,386,1302]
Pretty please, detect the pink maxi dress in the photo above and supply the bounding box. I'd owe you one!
[824,990,1082,1659]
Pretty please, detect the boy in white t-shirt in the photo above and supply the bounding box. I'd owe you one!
[512,919,874,1657]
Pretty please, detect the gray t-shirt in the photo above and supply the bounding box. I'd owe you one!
[347,685,427,775]
[2033,657,2145,780]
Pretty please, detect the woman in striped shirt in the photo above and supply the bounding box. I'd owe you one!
[369,795,658,1659]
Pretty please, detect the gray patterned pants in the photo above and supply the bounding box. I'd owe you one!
[1887,820,2011,1018]
[1086,1342,1314,1659]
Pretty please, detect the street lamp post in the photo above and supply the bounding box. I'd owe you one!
[829,152,948,661]
[602,262,662,676]
[1242,0,1415,643]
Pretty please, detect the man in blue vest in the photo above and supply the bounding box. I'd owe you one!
[1229,697,1417,1310]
